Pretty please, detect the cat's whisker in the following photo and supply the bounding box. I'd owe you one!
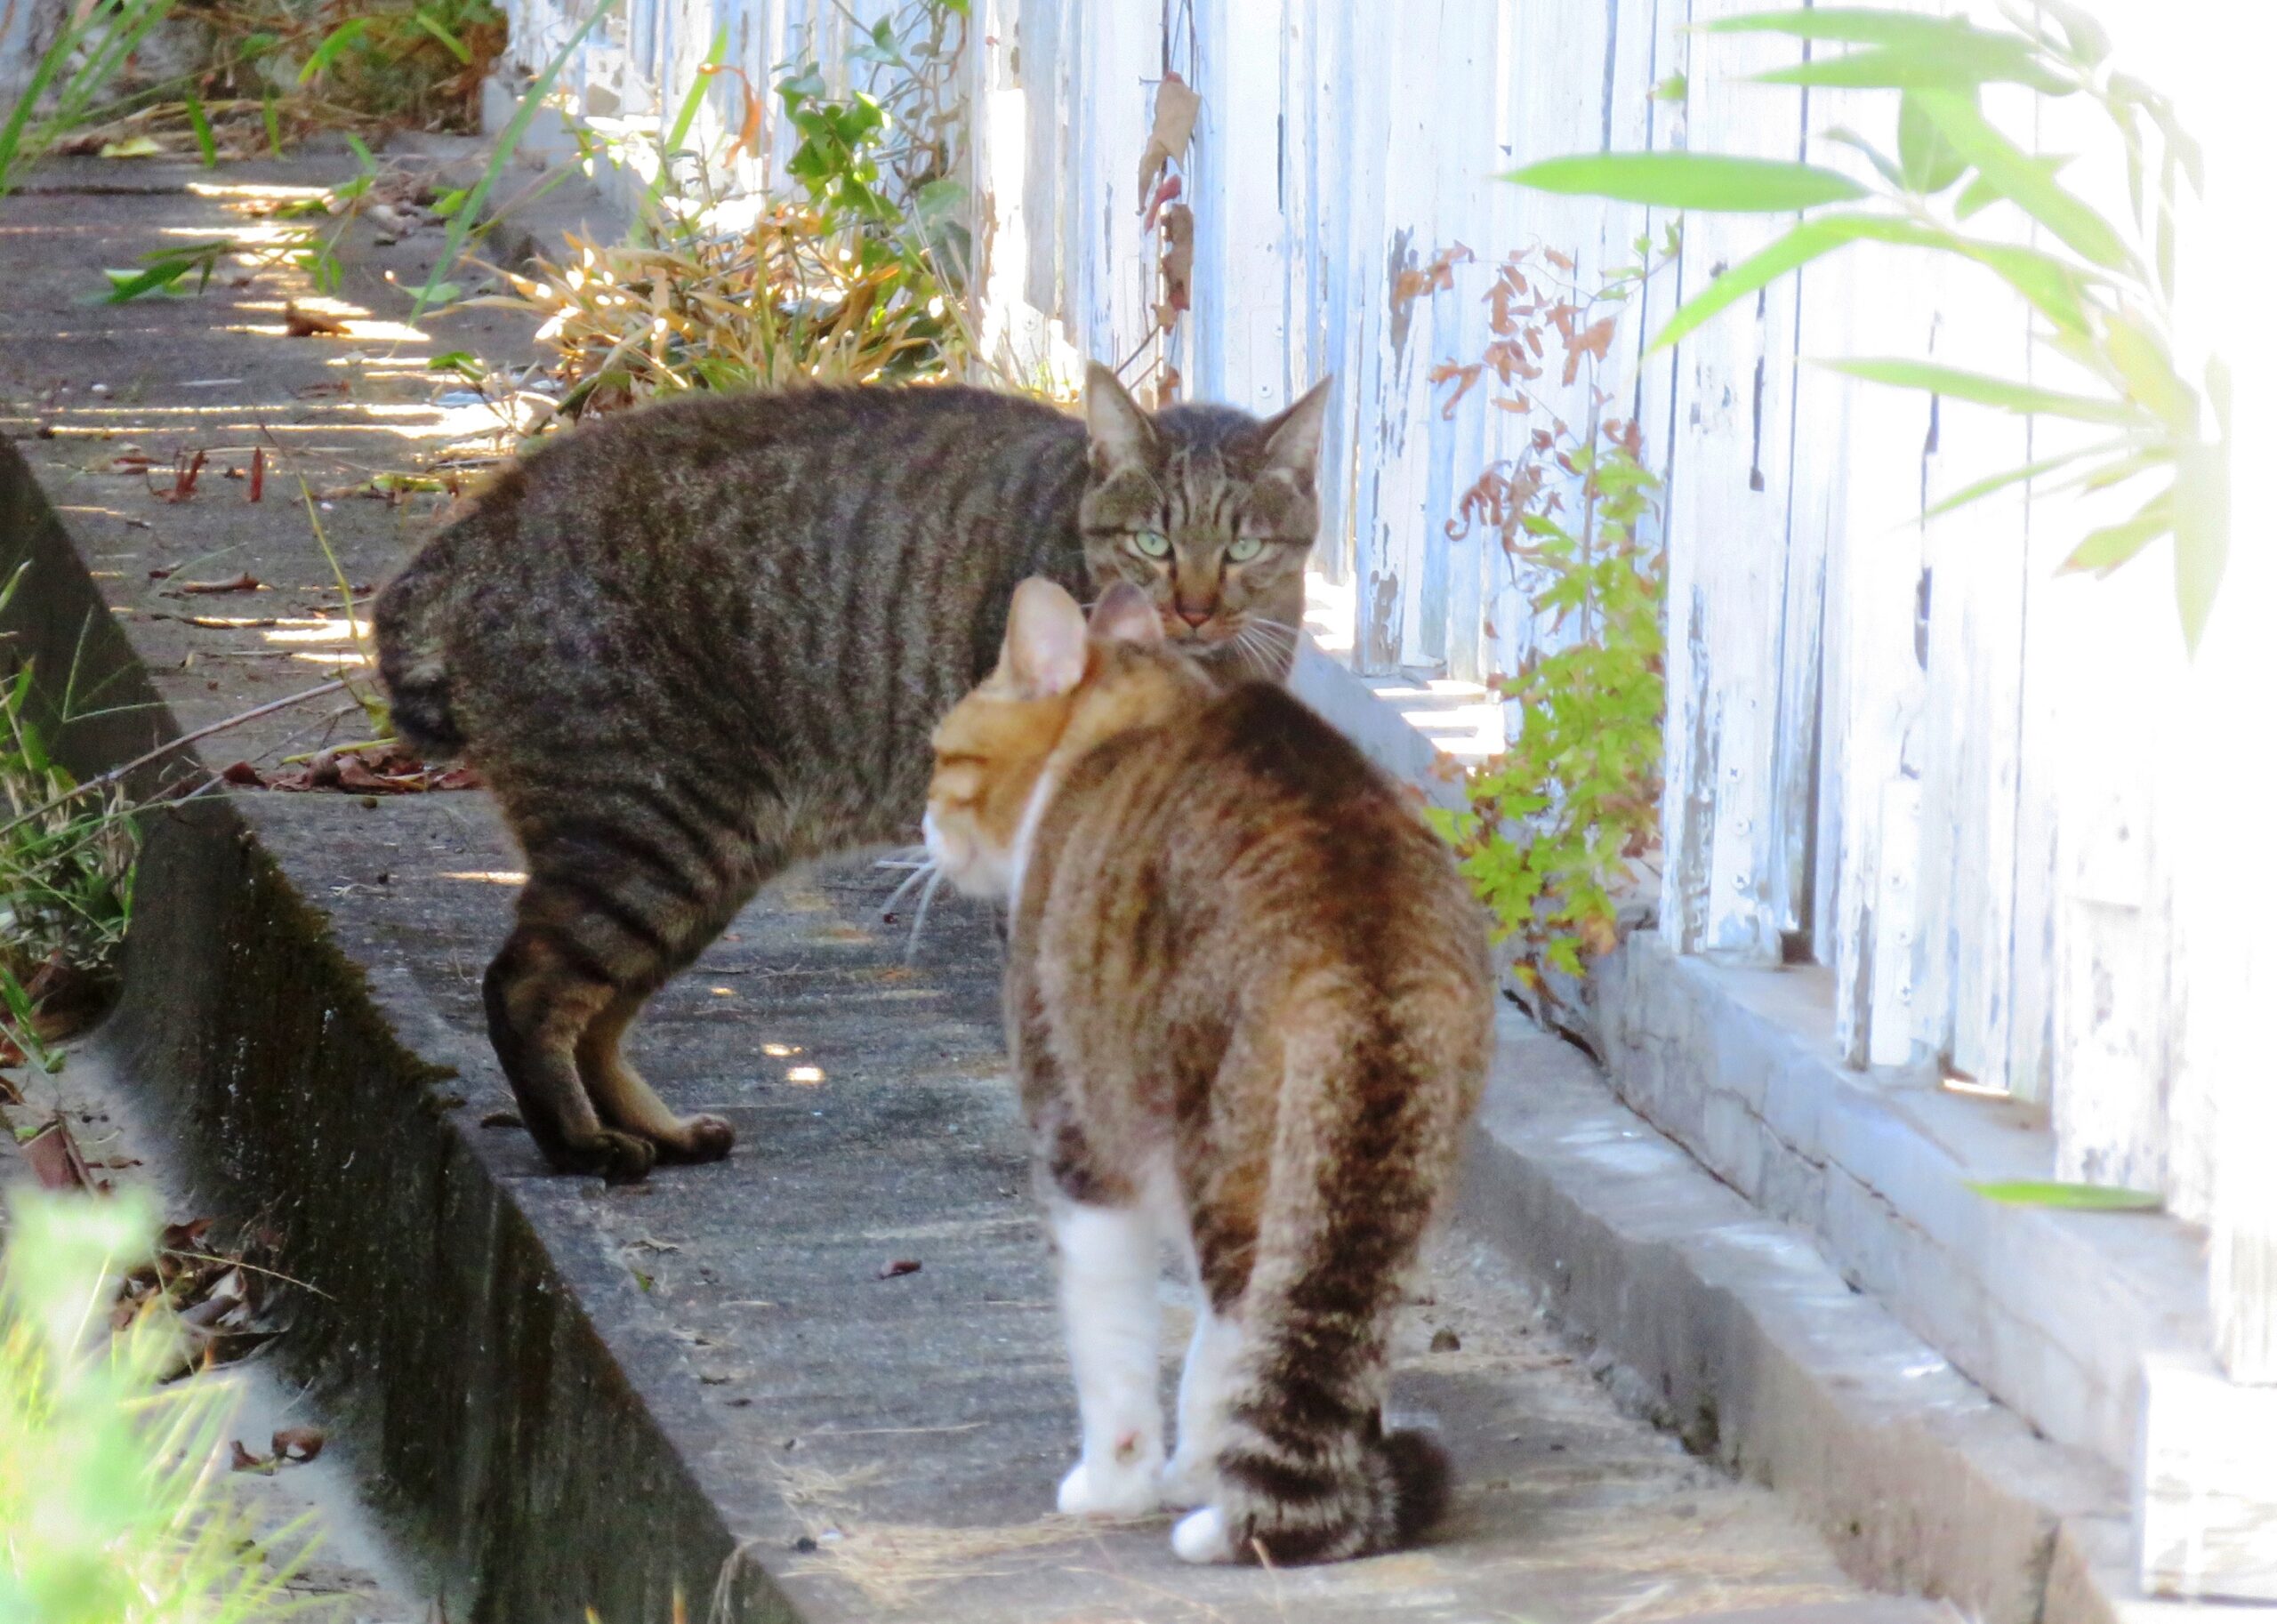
[902,867,948,965]
[878,856,939,921]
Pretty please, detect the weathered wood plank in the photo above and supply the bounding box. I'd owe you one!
[1653,0,1807,962]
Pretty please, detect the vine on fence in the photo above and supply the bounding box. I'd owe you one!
[1421,241,1672,1020]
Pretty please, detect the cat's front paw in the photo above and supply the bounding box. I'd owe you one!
[1158,1451,1218,1509]
[1171,1506,1235,1564]
[1057,1452,1164,1517]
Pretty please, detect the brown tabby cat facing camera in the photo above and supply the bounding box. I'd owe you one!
[374,364,1329,1183]
[926,578,1495,1564]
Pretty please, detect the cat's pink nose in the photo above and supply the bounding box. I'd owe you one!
[1176,605,1212,629]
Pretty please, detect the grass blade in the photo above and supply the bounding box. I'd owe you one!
[1503,151,1869,212]
[298,16,369,85]
[412,0,623,318]
[412,7,475,63]
[184,92,218,166]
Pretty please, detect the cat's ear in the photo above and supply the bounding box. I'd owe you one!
[1084,361,1158,475]
[1088,581,1164,646]
[1255,375,1333,484]
[1004,577,1090,697]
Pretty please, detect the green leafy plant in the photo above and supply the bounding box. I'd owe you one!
[0,0,176,195]
[1507,3,2227,648]
[0,567,139,1062]
[0,1190,306,1620]
[1423,244,1671,1006]
[483,0,973,420]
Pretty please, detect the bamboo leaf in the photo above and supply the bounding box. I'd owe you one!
[1914,91,2129,269]
[1967,1180,2162,1211]
[1896,92,1966,193]
[1920,440,2120,519]
[1706,9,2030,50]
[1502,152,1869,213]
[2172,441,2227,655]
[2101,307,2195,432]
[1822,128,1906,190]
[1819,358,2136,423]
[1757,44,2067,94]
[2062,486,2171,575]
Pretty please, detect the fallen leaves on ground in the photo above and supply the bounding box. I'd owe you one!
[117,1216,293,1379]
[222,744,479,794]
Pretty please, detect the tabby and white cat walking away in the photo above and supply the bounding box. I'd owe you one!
[924,578,1495,1564]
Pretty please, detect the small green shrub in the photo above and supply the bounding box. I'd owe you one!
[0,566,139,1060]
[1421,243,1671,1003]
[1431,434,1663,990]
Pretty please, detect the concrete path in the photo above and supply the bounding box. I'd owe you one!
[1,152,1945,1624]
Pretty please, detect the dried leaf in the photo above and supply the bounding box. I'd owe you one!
[273,1426,326,1463]
[283,301,350,337]
[1159,204,1195,313]
[178,572,263,595]
[18,1119,96,1190]
[1136,71,1202,201]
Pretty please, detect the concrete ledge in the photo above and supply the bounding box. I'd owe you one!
[1459,1009,2141,1624]
[1595,937,2209,1477]
[4,440,787,1624]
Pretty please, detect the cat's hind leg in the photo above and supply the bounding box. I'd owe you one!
[1163,1274,1243,1508]
[1050,1198,1167,1517]
[486,811,763,1181]
[576,985,735,1165]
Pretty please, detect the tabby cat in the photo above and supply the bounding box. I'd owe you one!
[374,366,1329,1183]
[924,577,1494,1564]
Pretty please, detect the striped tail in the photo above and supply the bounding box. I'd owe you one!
[1181,1005,1460,1565]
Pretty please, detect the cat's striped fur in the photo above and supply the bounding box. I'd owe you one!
[924,580,1494,1564]
[373,366,1329,1182]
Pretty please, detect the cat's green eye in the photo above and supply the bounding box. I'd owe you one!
[1130,530,1172,559]
[1227,535,1265,564]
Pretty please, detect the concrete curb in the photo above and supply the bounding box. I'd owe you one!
[4,440,790,1624]
[1594,937,2210,1481]
[1453,1009,2138,1624]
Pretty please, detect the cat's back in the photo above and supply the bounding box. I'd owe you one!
[1050,679,1493,1001]
[475,383,1082,549]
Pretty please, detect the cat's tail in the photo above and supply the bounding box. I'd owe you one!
[1180,990,1466,1566]
[372,500,490,758]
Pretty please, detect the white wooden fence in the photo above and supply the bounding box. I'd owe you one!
[500,0,2268,1588]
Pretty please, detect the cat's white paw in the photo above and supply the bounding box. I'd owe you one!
[1171,1506,1235,1564]
[1057,1454,1164,1517]
[1158,1451,1219,1509]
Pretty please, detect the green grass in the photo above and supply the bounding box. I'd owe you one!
[0,1190,309,1620]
